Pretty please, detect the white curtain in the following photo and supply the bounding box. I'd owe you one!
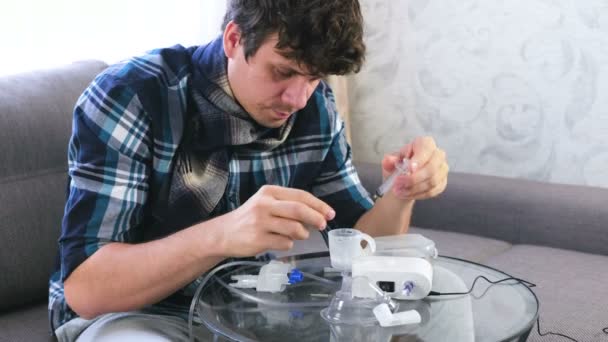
[326,76,352,143]
[0,0,227,75]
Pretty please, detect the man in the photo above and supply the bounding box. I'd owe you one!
[50,0,449,340]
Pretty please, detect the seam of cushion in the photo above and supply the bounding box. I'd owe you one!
[0,167,66,185]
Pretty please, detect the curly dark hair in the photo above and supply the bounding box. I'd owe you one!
[221,0,366,77]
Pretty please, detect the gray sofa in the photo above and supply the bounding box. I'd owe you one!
[1,61,607,342]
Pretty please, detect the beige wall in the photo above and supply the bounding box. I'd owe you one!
[347,0,608,188]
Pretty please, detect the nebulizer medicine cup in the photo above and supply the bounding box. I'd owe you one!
[328,228,376,272]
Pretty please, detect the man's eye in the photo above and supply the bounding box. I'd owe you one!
[276,69,293,79]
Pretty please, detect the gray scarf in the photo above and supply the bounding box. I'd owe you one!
[153,38,295,232]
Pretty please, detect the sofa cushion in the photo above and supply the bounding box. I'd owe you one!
[410,227,512,263]
[0,303,53,342]
[354,161,608,257]
[485,245,608,342]
[411,170,608,256]
[0,61,108,311]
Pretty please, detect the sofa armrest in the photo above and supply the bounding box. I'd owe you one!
[354,161,608,256]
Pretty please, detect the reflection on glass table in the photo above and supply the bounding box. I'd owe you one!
[194,252,538,342]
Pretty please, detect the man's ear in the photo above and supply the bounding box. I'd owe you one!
[223,21,241,59]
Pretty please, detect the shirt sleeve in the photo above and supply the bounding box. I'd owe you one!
[59,74,152,281]
[310,85,374,229]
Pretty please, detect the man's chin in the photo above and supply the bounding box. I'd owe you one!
[261,118,288,129]
[254,113,292,128]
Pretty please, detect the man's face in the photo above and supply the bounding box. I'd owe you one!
[224,23,321,128]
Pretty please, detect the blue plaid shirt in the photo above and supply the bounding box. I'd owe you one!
[49,37,373,330]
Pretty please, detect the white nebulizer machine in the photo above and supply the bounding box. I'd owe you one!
[352,255,433,301]
[323,229,438,327]
[353,234,437,301]
[189,231,438,335]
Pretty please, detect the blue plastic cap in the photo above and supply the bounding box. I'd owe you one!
[290,310,304,319]
[403,281,415,296]
[288,269,304,284]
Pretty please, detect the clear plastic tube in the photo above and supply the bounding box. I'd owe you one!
[375,158,410,198]
[301,270,339,285]
[215,276,334,307]
[188,261,265,341]
[188,260,338,341]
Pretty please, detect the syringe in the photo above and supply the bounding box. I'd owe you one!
[373,158,411,201]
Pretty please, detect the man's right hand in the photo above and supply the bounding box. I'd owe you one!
[216,185,335,257]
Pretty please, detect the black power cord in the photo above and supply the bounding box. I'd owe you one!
[427,274,536,296]
[535,316,579,342]
[428,275,608,342]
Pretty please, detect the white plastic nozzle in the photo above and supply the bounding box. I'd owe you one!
[228,261,295,293]
[229,275,259,289]
[373,303,421,327]
[256,260,292,293]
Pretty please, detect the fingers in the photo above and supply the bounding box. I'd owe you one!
[270,200,327,230]
[408,136,436,173]
[266,216,310,240]
[382,142,415,175]
[261,185,335,221]
[229,186,333,257]
[383,137,433,178]
[264,233,294,251]
[397,142,414,161]
[381,152,402,174]
[408,148,447,190]
[412,173,448,200]
[390,141,449,200]
[407,161,449,199]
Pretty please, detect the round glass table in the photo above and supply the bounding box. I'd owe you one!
[195,252,538,342]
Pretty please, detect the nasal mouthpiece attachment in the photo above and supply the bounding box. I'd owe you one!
[373,303,421,327]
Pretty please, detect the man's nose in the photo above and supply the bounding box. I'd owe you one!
[281,79,312,111]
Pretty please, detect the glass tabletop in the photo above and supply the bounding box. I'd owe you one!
[195,252,538,342]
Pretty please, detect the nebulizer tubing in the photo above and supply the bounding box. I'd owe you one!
[214,276,334,307]
[188,261,263,340]
[187,260,339,341]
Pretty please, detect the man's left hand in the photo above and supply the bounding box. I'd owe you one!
[381,136,449,201]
